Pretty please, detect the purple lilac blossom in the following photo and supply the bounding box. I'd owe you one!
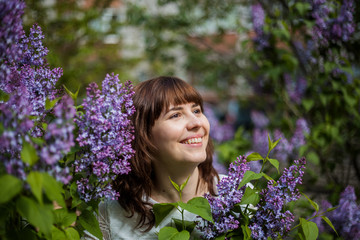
[252,128,269,157]
[273,129,293,163]
[251,117,309,163]
[212,152,228,174]
[284,74,307,104]
[0,0,25,83]
[0,87,32,180]
[0,6,74,184]
[290,118,310,149]
[314,186,360,239]
[74,73,135,202]
[309,0,355,47]
[251,3,269,50]
[204,104,235,143]
[198,156,250,239]
[36,96,75,184]
[250,110,269,129]
[249,157,306,239]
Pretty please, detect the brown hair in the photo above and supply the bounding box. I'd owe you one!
[113,76,218,231]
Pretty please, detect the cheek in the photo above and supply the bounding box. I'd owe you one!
[203,116,211,134]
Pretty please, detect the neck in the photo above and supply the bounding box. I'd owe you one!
[151,165,206,203]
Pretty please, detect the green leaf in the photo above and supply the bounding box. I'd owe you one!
[306,151,320,165]
[78,209,103,240]
[268,135,281,152]
[54,208,77,228]
[246,152,263,161]
[65,227,80,240]
[52,226,67,240]
[31,137,45,146]
[42,173,66,208]
[0,89,10,102]
[214,234,226,240]
[325,206,338,213]
[240,187,260,206]
[158,227,190,240]
[70,181,82,208]
[294,2,311,15]
[321,216,338,236]
[238,171,264,189]
[173,218,196,233]
[45,97,61,110]
[16,196,54,237]
[63,84,79,102]
[180,176,190,191]
[299,218,319,240]
[262,172,275,182]
[241,224,252,240]
[268,158,280,173]
[169,177,180,192]
[302,99,314,112]
[27,172,44,205]
[301,193,319,212]
[178,197,213,222]
[153,203,177,227]
[0,174,23,204]
[21,141,39,166]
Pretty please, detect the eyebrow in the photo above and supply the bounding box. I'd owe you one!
[166,103,199,114]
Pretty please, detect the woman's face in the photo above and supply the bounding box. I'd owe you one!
[151,102,210,167]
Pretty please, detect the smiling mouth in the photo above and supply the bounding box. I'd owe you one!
[181,137,203,144]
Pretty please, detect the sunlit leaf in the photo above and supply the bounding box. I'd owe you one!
[178,197,213,222]
[21,141,39,166]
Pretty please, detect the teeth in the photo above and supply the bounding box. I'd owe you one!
[183,138,202,144]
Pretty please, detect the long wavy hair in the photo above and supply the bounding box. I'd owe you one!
[113,76,219,231]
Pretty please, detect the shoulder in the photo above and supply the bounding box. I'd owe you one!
[98,199,159,239]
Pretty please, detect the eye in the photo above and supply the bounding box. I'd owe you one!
[193,108,202,114]
[169,113,180,119]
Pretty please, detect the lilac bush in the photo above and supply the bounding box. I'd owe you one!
[0,0,74,184]
[74,73,135,202]
[197,143,309,239]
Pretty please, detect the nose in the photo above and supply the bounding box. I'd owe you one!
[186,114,202,130]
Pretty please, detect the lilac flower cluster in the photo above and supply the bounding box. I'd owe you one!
[249,157,306,239]
[309,0,355,47]
[313,186,360,239]
[251,3,269,50]
[251,110,269,129]
[36,96,75,184]
[0,0,25,83]
[0,87,33,180]
[204,104,235,143]
[284,74,307,104]
[0,0,75,184]
[74,73,135,202]
[198,156,250,239]
[251,111,310,163]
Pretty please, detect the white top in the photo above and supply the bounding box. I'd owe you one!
[84,197,203,240]
[83,175,235,240]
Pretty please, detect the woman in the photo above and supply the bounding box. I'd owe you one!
[87,76,219,239]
